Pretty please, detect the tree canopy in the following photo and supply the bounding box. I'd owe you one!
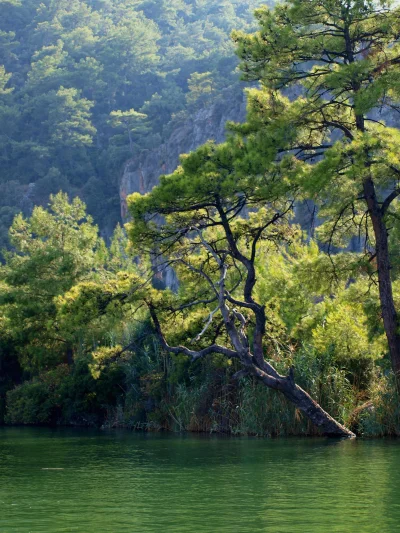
[231,0,400,376]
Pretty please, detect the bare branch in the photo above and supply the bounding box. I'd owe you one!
[192,306,220,342]
[148,303,238,361]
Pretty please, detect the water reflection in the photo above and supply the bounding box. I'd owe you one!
[0,428,399,532]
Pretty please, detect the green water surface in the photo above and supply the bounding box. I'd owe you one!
[0,427,399,532]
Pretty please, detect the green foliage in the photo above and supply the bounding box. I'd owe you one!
[0,0,269,250]
[186,72,217,108]
[0,192,113,371]
[0,65,12,94]
[109,108,149,154]
[48,87,96,147]
[5,365,72,425]
[4,356,126,426]
[125,113,391,436]
[3,0,400,436]
[231,0,400,257]
[352,373,400,437]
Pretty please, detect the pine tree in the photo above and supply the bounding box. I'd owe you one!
[232,0,400,377]
[0,193,105,370]
[127,141,355,437]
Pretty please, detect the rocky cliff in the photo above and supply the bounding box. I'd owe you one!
[119,85,400,265]
[119,86,247,218]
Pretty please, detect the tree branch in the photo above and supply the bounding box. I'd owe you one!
[148,303,238,361]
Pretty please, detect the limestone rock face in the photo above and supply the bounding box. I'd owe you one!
[119,87,247,218]
[119,85,400,268]
[120,82,400,218]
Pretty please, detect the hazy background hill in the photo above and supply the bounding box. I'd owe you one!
[0,0,272,253]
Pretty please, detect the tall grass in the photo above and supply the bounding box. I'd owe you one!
[356,373,400,437]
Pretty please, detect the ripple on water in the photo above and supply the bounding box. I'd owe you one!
[0,428,399,533]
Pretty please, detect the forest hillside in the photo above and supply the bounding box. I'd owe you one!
[0,0,270,250]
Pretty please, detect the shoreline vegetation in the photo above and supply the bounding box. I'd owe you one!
[2,0,400,438]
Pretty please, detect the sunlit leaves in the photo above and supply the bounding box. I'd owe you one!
[0,65,12,94]
[0,193,108,370]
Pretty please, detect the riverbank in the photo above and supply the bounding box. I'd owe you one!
[3,365,400,438]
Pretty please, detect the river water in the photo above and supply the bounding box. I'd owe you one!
[0,427,399,532]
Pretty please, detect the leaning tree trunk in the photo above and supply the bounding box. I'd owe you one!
[251,365,355,438]
[281,380,354,437]
[149,305,356,438]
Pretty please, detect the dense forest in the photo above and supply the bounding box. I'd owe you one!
[1,0,400,437]
[0,0,269,249]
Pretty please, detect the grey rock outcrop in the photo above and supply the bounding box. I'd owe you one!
[119,84,400,265]
[119,86,247,218]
